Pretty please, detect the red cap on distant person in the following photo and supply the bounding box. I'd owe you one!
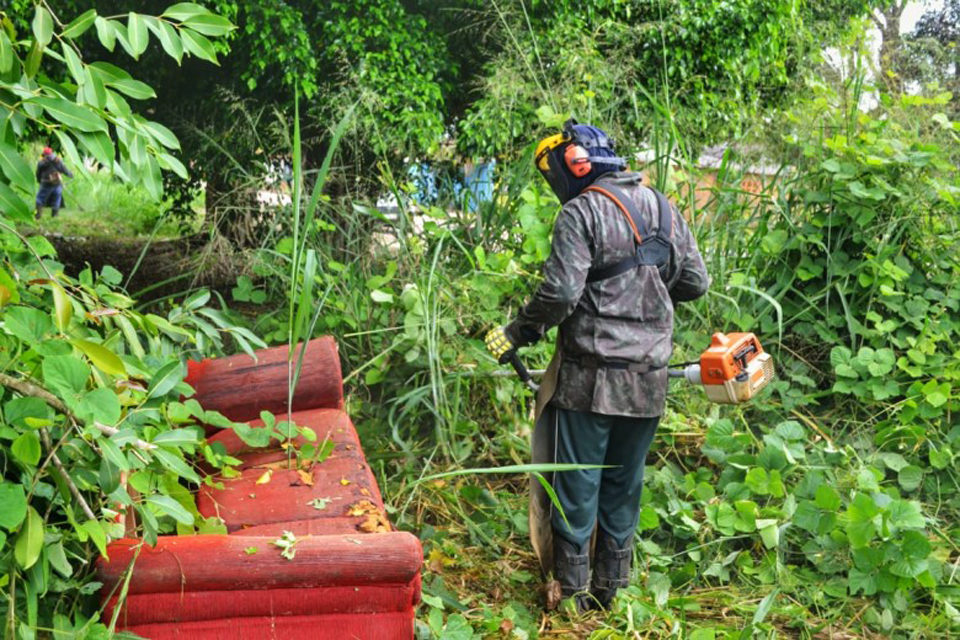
[42,146,53,155]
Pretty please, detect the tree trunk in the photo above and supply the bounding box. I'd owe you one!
[873,1,907,94]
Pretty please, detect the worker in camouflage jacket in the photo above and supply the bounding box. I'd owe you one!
[486,120,709,611]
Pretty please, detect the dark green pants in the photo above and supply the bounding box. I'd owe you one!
[551,408,659,548]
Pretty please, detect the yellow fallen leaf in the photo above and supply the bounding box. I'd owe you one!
[255,470,273,485]
[297,469,314,486]
[340,477,351,486]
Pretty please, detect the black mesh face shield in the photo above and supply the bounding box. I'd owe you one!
[539,143,578,203]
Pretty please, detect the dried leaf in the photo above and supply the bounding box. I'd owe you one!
[255,470,272,485]
[307,497,332,510]
[339,477,351,486]
[297,469,314,486]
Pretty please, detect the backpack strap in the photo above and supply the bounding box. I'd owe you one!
[584,183,674,283]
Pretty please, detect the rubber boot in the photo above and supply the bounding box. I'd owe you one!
[51,208,59,218]
[591,529,632,609]
[552,533,591,613]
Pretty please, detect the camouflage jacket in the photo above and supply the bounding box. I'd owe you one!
[505,171,710,418]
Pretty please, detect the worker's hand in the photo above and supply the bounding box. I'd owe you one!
[484,326,515,364]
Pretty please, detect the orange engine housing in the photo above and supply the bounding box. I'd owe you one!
[699,332,775,404]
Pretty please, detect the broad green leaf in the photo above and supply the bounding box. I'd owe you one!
[744,467,769,495]
[76,388,122,426]
[792,500,820,533]
[848,567,877,595]
[143,120,180,150]
[11,432,41,466]
[52,283,73,332]
[759,522,779,549]
[147,360,183,399]
[0,182,31,220]
[889,556,927,578]
[32,97,108,133]
[94,17,116,52]
[146,494,194,526]
[112,21,136,59]
[24,42,43,78]
[760,229,788,254]
[0,483,27,530]
[0,32,12,73]
[71,338,126,376]
[46,540,72,577]
[88,61,131,82]
[127,13,148,58]
[0,143,34,194]
[108,78,156,100]
[182,14,234,36]
[149,19,183,64]
[43,354,90,399]
[14,506,43,569]
[62,44,85,87]
[32,6,53,46]
[144,153,162,200]
[162,3,213,21]
[76,130,115,168]
[81,520,108,558]
[98,437,129,471]
[99,458,121,494]
[0,267,19,307]
[4,306,54,344]
[83,66,107,110]
[845,493,879,548]
[5,397,54,427]
[774,421,805,441]
[180,29,219,65]
[54,131,83,172]
[829,346,852,369]
[898,465,923,492]
[152,447,200,483]
[733,500,757,532]
[62,9,98,39]
[815,484,841,512]
[157,152,188,179]
[879,452,908,472]
[900,529,932,560]
[152,429,199,447]
[638,504,659,531]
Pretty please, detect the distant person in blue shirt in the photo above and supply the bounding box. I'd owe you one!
[35,146,73,220]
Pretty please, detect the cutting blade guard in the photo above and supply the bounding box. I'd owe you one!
[697,332,775,404]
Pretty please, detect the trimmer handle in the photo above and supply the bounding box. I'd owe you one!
[505,351,540,392]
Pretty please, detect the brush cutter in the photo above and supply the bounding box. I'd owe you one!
[508,331,775,404]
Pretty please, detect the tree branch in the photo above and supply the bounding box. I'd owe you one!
[39,428,98,522]
[869,10,885,30]
[0,373,157,450]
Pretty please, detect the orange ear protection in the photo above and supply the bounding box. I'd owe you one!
[563,143,592,177]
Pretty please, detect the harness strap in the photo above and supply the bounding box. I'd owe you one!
[583,184,648,245]
[583,183,674,284]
